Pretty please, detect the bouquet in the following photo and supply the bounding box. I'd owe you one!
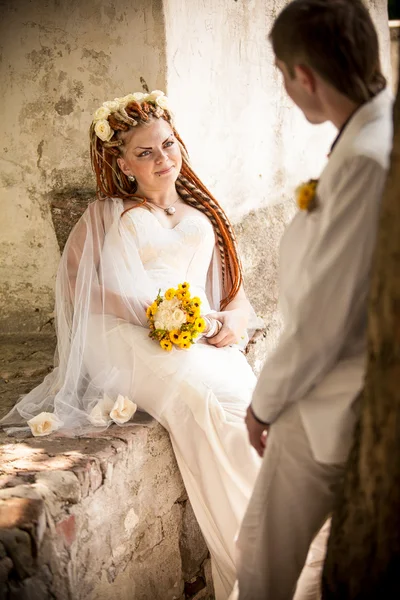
[146,282,206,351]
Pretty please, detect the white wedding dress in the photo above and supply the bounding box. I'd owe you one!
[83,207,261,598]
[1,200,261,598]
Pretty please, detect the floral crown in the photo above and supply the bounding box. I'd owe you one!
[92,89,171,142]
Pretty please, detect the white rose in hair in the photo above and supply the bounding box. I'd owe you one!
[28,412,63,437]
[110,395,137,425]
[94,119,113,142]
[89,394,115,427]
[156,95,169,110]
[117,94,137,108]
[93,106,111,121]
[102,100,120,112]
[146,90,165,103]
[133,92,146,102]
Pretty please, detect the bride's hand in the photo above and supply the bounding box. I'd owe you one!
[205,309,247,348]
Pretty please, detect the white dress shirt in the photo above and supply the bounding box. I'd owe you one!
[252,90,393,463]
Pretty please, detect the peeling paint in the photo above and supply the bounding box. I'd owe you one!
[54,96,74,115]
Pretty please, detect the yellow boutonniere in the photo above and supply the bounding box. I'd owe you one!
[295,179,319,212]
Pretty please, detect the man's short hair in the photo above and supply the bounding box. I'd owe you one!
[270,0,386,103]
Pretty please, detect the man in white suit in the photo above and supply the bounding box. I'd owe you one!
[237,1,393,599]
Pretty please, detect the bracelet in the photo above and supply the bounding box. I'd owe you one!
[203,317,222,339]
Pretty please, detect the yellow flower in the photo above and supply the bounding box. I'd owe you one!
[191,297,201,309]
[179,340,192,350]
[194,317,206,333]
[191,331,199,339]
[146,301,159,319]
[165,288,176,301]
[191,307,201,318]
[176,289,189,301]
[186,314,196,324]
[178,282,190,291]
[178,331,191,344]
[296,179,318,211]
[169,329,181,344]
[160,339,173,351]
[182,297,191,308]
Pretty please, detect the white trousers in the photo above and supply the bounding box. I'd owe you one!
[236,403,345,600]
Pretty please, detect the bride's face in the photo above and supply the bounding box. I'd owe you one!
[117,118,182,192]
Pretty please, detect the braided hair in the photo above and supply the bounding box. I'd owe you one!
[90,97,243,309]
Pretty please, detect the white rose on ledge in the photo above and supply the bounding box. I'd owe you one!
[94,119,113,142]
[110,395,137,425]
[89,394,115,427]
[28,412,63,437]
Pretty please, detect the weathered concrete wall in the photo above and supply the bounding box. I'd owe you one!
[163,0,391,364]
[0,0,167,333]
[164,0,334,221]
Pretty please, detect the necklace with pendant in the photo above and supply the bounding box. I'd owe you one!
[153,197,180,216]
[129,195,180,216]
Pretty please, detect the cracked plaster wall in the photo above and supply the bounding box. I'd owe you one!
[163,0,391,368]
[0,0,166,332]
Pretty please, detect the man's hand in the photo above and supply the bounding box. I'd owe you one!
[245,406,270,457]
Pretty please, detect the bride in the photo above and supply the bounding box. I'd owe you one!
[1,90,262,598]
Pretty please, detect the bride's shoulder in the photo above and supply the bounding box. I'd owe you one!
[81,198,126,230]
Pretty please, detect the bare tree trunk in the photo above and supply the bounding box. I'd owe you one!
[322,56,400,599]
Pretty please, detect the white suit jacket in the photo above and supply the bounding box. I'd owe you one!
[252,90,393,464]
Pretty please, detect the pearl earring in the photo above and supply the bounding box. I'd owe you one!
[128,175,136,182]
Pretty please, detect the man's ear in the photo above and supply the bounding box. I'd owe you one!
[294,64,317,94]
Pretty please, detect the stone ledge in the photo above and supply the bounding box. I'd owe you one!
[0,414,214,599]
